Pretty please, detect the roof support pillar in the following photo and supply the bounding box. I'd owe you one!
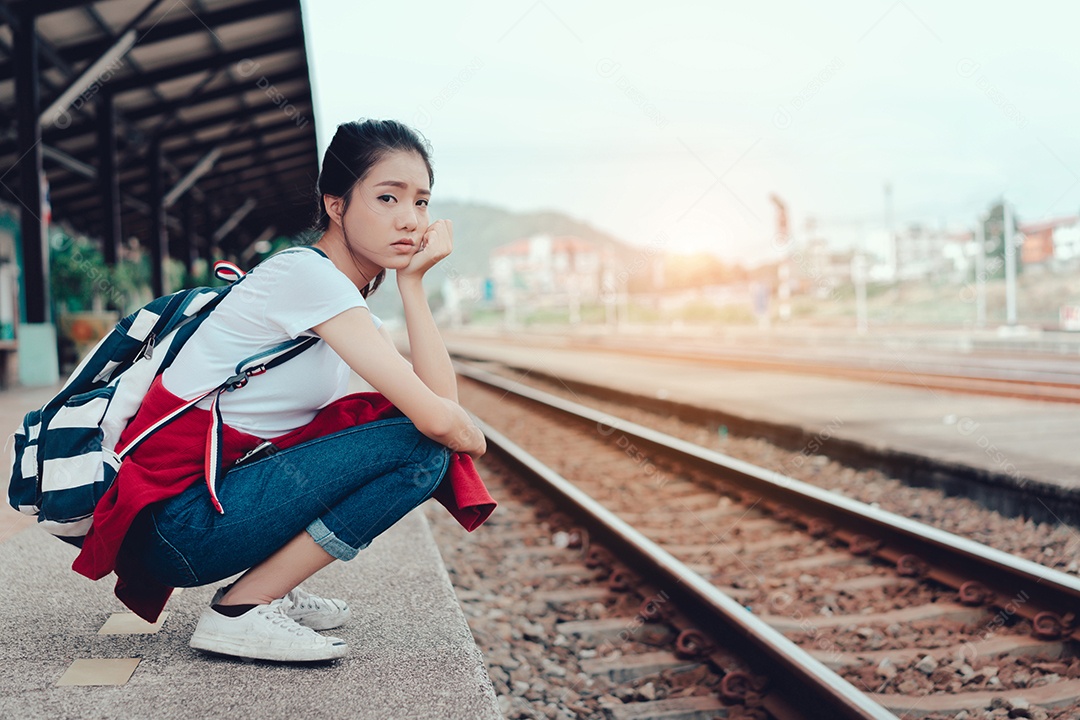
[97,89,121,266]
[14,7,48,324]
[203,195,219,262]
[13,8,59,386]
[148,138,167,297]
[181,193,197,281]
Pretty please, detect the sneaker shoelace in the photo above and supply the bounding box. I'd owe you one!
[261,599,317,636]
[285,587,324,611]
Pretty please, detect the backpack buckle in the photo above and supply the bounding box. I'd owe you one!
[225,373,248,391]
[245,365,267,377]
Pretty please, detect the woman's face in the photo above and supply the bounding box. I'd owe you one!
[336,150,431,271]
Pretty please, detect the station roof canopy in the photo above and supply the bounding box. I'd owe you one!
[0,0,320,254]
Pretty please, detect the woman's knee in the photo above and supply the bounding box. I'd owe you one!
[405,435,452,496]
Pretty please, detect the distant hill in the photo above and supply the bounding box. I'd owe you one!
[365,200,635,319]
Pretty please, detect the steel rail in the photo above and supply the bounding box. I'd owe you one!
[474,417,898,720]
[456,361,1080,641]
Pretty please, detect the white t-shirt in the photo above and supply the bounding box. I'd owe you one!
[162,248,382,439]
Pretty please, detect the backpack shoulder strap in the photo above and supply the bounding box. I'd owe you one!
[213,246,326,283]
[121,246,330,513]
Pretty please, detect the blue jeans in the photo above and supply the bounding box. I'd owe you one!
[128,417,451,588]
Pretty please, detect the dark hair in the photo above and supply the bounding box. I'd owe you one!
[313,119,434,297]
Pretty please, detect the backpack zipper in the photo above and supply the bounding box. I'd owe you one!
[136,333,155,361]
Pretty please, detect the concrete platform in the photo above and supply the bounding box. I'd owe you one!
[0,382,500,720]
[445,332,1080,507]
[0,510,499,720]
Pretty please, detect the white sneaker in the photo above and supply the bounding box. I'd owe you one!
[189,599,349,662]
[210,585,352,631]
[283,586,352,631]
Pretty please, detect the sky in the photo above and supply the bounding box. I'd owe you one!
[301,1,1080,266]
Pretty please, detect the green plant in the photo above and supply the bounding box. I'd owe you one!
[49,231,152,315]
[50,232,108,313]
[108,255,152,314]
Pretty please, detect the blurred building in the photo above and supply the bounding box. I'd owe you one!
[894,224,953,282]
[801,238,854,296]
[490,234,603,306]
[941,230,975,283]
[1018,216,1080,272]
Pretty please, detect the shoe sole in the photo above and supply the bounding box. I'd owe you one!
[189,633,349,662]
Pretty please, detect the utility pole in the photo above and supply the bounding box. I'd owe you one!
[853,249,868,335]
[769,194,791,322]
[885,182,899,298]
[1003,199,1017,326]
[974,218,986,328]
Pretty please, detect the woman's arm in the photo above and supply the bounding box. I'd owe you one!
[313,307,485,457]
[398,274,458,402]
[396,219,458,401]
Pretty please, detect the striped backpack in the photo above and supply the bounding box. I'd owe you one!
[6,247,321,546]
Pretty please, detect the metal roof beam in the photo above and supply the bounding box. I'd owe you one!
[127,67,307,121]
[118,195,182,232]
[43,0,296,75]
[0,2,96,128]
[39,1,167,129]
[80,2,173,112]
[164,146,222,208]
[117,171,311,240]
[0,3,76,77]
[0,0,173,185]
[0,2,317,248]
[42,144,96,178]
[189,135,313,168]
[212,197,257,243]
[1,98,308,167]
[7,0,99,17]
[52,148,315,214]
[106,33,302,93]
[165,127,313,165]
[69,149,314,204]
[47,178,183,234]
[158,116,308,154]
[239,224,278,263]
[3,66,306,148]
[198,146,313,182]
[157,99,312,139]
[222,173,312,210]
[190,0,280,222]
[39,29,138,128]
[67,124,311,180]
[44,127,313,198]
[196,155,314,193]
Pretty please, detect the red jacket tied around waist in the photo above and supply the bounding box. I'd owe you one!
[73,376,495,622]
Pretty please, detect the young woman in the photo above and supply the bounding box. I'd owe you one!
[72,119,488,662]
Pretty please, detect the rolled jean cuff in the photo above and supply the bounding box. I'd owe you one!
[305,517,368,561]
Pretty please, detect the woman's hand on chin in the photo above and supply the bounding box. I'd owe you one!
[397,219,453,282]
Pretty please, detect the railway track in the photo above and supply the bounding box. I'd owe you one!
[455,362,1080,719]
[449,335,1080,404]
[443,346,1080,526]
[432,455,780,720]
